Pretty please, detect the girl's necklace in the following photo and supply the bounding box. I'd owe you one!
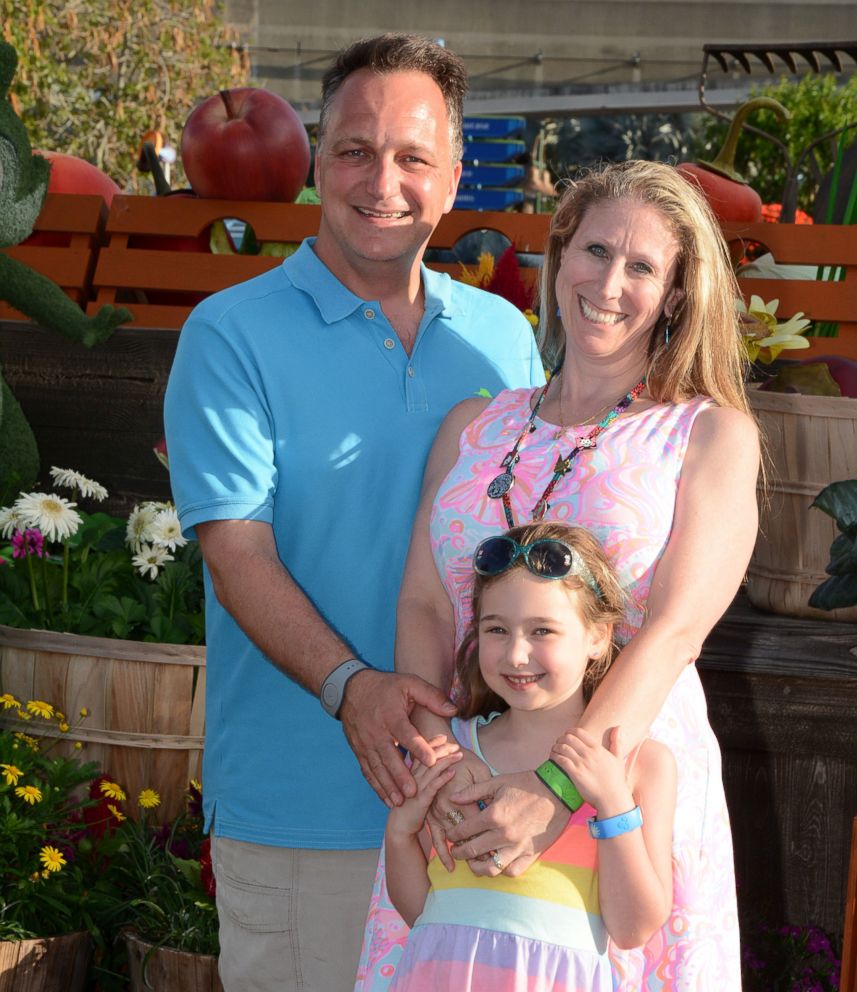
[486,375,647,529]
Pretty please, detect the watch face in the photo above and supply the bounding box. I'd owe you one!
[321,682,340,713]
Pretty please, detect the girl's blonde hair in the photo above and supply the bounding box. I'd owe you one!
[454,522,626,720]
[538,160,751,415]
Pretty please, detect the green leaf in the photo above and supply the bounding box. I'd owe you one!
[809,573,857,611]
[826,532,857,575]
[811,481,857,533]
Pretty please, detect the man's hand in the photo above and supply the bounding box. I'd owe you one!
[443,770,569,876]
[339,669,456,808]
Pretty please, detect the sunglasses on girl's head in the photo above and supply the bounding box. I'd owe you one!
[472,536,602,599]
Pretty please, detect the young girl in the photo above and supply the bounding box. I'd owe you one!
[384,521,677,992]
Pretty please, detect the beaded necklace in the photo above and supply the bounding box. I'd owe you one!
[486,374,647,528]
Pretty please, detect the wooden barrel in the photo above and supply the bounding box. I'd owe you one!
[125,932,223,992]
[748,388,857,622]
[0,931,91,992]
[0,626,205,820]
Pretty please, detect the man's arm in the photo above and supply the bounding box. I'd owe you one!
[196,518,456,806]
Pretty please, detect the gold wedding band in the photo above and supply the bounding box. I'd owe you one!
[446,809,464,826]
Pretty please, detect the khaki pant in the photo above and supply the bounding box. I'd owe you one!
[211,833,378,992]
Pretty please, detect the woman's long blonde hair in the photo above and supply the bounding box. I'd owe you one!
[538,160,751,414]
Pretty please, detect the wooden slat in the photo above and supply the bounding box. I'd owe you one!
[33,192,109,234]
[722,222,857,265]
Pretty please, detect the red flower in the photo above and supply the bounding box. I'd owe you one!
[486,246,535,313]
[761,203,813,225]
[199,836,215,899]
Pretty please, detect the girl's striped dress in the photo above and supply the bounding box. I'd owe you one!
[390,715,612,992]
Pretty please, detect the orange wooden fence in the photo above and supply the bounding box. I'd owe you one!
[3,193,856,359]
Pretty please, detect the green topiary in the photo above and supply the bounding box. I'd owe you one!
[0,39,132,492]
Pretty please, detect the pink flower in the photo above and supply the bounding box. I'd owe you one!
[11,528,45,559]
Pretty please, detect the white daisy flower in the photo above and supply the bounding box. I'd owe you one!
[126,502,160,552]
[0,505,25,539]
[13,491,82,543]
[49,467,108,502]
[132,543,174,580]
[149,508,187,552]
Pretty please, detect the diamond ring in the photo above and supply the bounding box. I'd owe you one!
[491,850,503,871]
[445,809,464,826]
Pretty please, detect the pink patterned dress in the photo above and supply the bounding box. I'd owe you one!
[356,388,741,992]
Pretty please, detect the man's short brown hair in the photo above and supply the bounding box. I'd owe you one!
[318,33,468,161]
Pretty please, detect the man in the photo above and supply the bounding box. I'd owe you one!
[164,33,543,992]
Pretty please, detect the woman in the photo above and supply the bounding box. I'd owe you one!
[356,160,759,990]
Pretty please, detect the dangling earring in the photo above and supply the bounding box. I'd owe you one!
[663,318,672,348]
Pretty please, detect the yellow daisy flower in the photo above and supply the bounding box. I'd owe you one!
[26,700,54,719]
[16,709,32,721]
[0,763,23,785]
[39,846,67,873]
[137,789,161,809]
[59,722,70,733]
[15,785,43,804]
[99,780,126,801]
[108,803,126,822]
[14,732,39,749]
[1,693,20,710]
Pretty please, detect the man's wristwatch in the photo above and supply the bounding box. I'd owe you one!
[320,659,371,719]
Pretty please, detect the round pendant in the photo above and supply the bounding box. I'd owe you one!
[487,472,514,499]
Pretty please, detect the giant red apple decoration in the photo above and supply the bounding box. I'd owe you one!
[181,88,310,201]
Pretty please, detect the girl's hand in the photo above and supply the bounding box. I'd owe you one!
[386,736,463,839]
[425,747,493,872]
[551,726,634,818]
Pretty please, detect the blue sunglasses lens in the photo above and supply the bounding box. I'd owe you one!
[473,537,574,579]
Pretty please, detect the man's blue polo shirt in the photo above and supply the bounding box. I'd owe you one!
[164,239,544,849]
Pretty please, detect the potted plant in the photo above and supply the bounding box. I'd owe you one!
[0,696,110,991]
[0,468,206,820]
[96,779,222,992]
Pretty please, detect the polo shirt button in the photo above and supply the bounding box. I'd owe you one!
[383,338,395,350]
[364,308,376,319]
[407,366,415,377]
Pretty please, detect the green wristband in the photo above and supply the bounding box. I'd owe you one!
[535,759,584,813]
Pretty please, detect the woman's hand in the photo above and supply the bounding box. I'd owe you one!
[423,748,492,871]
[443,770,568,876]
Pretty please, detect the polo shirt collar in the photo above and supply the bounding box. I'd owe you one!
[284,237,464,323]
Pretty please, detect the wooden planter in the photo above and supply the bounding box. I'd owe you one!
[699,592,857,938]
[0,625,205,820]
[747,388,857,621]
[0,193,108,321]
[0,931,90,992]
[125,932,222,992]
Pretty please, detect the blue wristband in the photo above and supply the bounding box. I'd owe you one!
[588,805,643,839]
